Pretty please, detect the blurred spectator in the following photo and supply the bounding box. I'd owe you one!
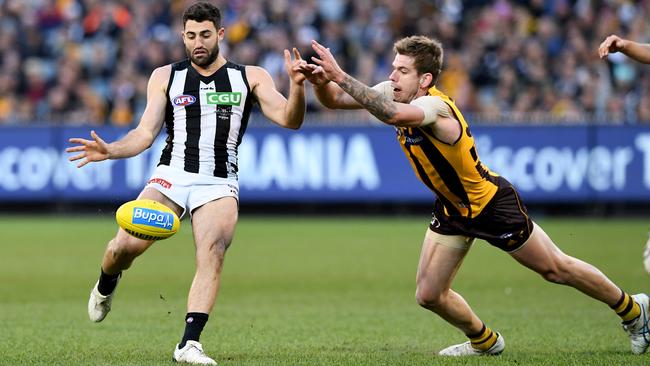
[1,0,650,125]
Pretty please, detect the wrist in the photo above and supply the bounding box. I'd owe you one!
[314,79,331,87]
[332,72,347,85]
[105,143,116,159]
[620,40,629,51]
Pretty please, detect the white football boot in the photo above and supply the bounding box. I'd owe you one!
[87,275,120,322]
[643,234,650,275]
[438,332,505,356]
[622,293,650,355]
[173,341,217,365]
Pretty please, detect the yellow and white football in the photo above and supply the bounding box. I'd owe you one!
[115,199,180,241]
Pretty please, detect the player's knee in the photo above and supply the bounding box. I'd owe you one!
[540,269,563,284]
[415,285,446,309]
[208,237,231,256]
[109,237,146,263]
[198,237,232,269]
[539,260,572,284]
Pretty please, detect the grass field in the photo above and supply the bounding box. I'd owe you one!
[1,214,650,365]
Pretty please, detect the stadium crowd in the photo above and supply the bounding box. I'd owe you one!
[0,0,649,125]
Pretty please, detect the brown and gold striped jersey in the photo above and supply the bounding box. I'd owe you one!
[396,87,498,218]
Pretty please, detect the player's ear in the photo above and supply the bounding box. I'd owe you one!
[419,73,433,87]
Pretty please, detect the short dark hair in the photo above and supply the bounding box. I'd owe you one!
[393,36,443,87]
[183,2,222,29]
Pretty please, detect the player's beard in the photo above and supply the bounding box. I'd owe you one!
[188,43,219,67]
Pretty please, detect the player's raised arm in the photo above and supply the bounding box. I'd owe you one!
[308,40,425,127]
[247,48,306,129]
[599,35,650,64]
[66,66,170,167]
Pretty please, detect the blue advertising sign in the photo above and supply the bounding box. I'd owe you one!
[0,125,649,203]
[475,126,650,201]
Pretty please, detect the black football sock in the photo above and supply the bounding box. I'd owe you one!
[97,268,122,296]
[179,312,209,349]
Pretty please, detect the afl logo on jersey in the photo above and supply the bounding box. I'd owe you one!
[172,94,196,106]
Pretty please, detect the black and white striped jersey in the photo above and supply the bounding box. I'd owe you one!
[159,60,253,179]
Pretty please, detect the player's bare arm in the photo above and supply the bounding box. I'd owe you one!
[247,48,306,129]
[309,40,425,127]
[599,35,650,64]
[67,66,170,167]
[338,76,398,121]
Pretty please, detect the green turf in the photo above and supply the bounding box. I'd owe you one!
[1,214,649,365]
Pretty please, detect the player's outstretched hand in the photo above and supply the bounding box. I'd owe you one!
[310,40,346,84]
[66,130,110,168]
[295,63,329,86]
[599,35,627,58]
[284,47,308,85]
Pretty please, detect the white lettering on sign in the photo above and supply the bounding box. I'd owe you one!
[0,131,647,198]
[0,147,115,191]
[636,133,650,189]
[238,133,379,191]
[475,135,634,192]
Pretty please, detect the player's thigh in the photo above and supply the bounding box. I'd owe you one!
[190,197,239,249]
[509,222,566,274]
[416,229,472,290]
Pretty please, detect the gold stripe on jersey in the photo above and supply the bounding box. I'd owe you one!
[396,87,498,218]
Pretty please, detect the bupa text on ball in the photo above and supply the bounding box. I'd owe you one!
[131,208,175,230]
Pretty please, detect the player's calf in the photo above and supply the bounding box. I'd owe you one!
[643,234,650,275]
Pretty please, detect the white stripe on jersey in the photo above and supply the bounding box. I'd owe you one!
[226,68,247,175]
[168,68,188,170]
[198,80,217,175]
[162,62,251,178]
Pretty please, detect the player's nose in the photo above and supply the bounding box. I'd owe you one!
[389,70,398,82]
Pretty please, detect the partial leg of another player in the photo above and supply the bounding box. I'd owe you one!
[415,229,504,356]
[643,233,650,275]
[88,188,182,322]
[172,197,238,365]
[510,222,650,354]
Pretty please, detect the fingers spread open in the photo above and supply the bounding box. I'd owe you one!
[90,130,105,145]
[311,40,327,57]
[68,138,93,147]
[68,153,84,162]
[65,146,85,153]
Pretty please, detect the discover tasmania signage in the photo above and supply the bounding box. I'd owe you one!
[0,125,649,203]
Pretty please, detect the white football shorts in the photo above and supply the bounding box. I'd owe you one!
[145,164,239,218]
